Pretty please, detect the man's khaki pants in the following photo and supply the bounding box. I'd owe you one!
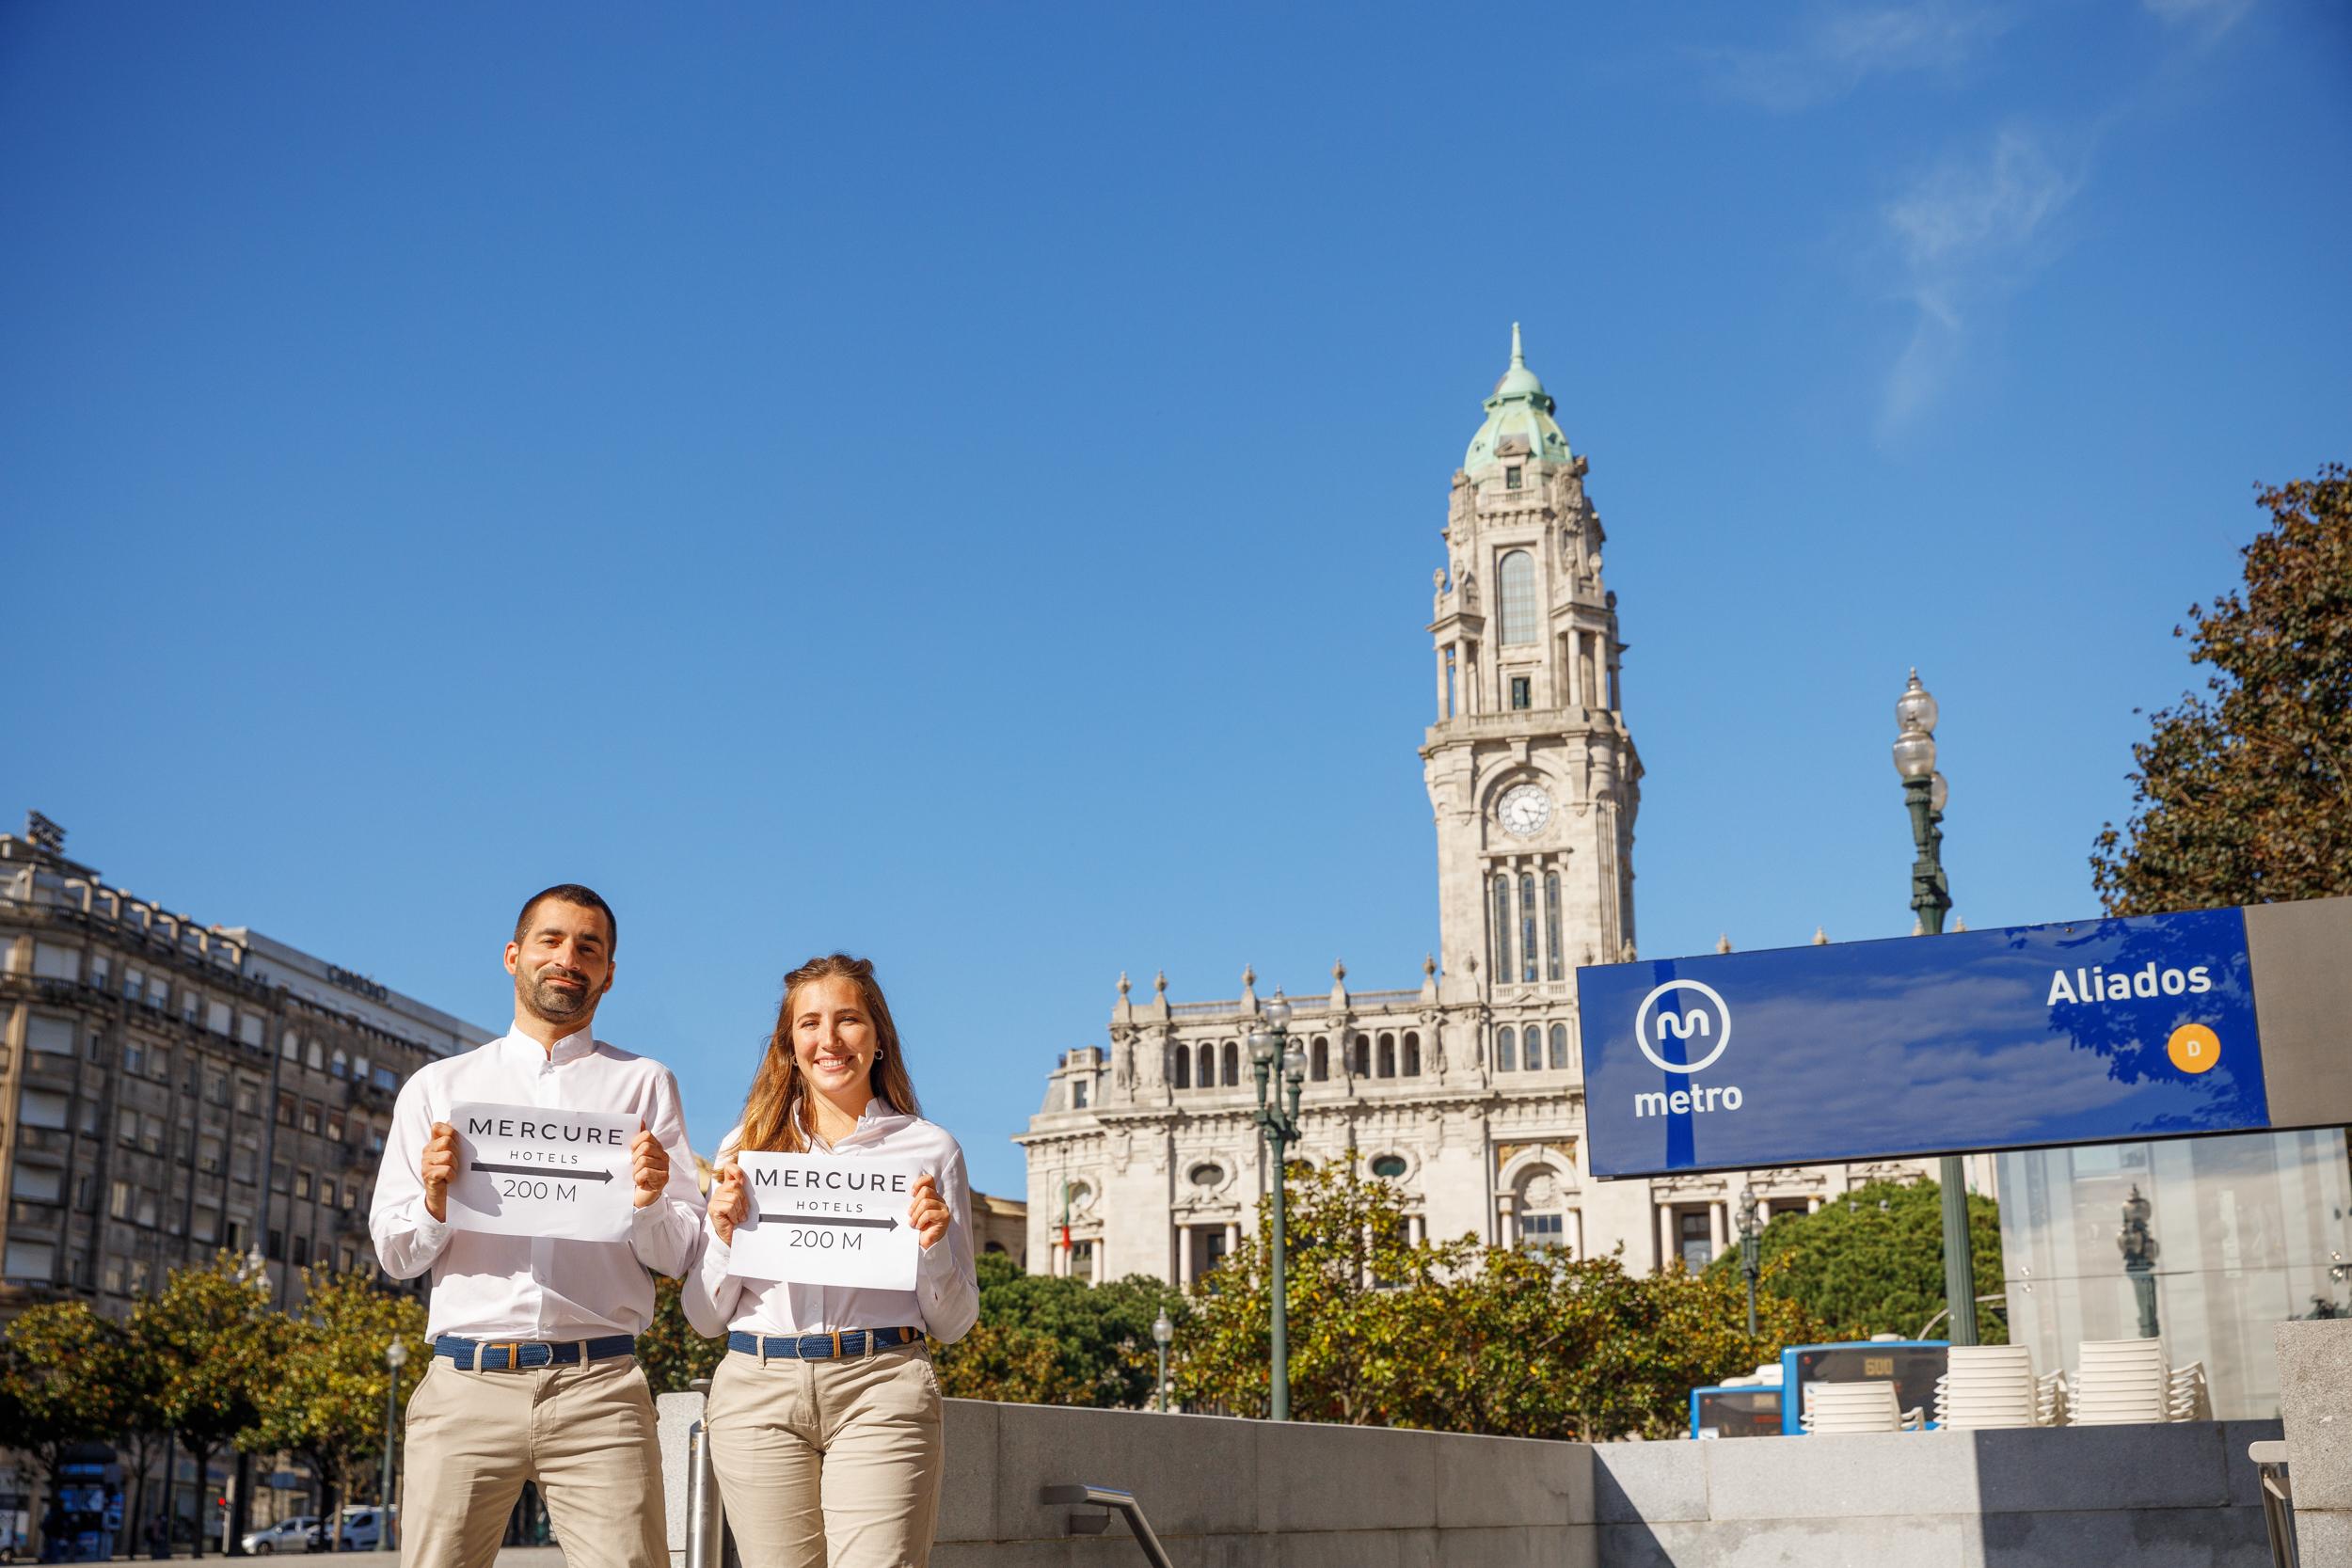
[400,1352,666,1568]
[705,1343,943,1568]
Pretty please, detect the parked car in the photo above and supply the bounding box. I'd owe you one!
[241,1514,317,1554]
[308,1506,396,1551]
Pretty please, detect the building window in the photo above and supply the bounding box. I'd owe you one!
[1376,1033,1396,1078]
[1403,1031,1421,1076]
[1371,1154,1407,1179]
[1545,872,1562,980]
[302,1103,321,1134]
[1497,550,1538,646]
[1221,1040,1239,1086]
[1352,1035,1372,1076]
[1311,1037,1328,1081]
[1549,1022,1569,1071]
[1444,646,1457,718]
[1497,1026,1517,1071]
[1505,464,1523,490]
[1520,873,1539,983]
[1171,1045,1190,1089]
[266,1229,284,1262]
[331,1050,348,1079]
[1492,875,1512,982]
[1677,1209,1713,1270]
[1070,1080,1089,1110]
[292,1235,310,1267]
[1509,675,1532,710]
[294,1170,312,1200]
[1521,1212,1566,1252]
[1196,1042,1214,1088]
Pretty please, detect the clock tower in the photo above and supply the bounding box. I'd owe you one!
[1422,326,1641,1012]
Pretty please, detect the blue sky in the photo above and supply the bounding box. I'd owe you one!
[4,2,2345,1195]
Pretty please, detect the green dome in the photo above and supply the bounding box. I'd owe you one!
[1464,323,1571,470]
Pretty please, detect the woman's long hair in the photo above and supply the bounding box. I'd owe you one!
[738,954,922,1153]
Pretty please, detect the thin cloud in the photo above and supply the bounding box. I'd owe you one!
[1876,126,2082,432]
[1706,2,2015,111]
[2142,0,2256,39]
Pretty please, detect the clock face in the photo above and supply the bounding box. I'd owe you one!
[1498,783,1552,838]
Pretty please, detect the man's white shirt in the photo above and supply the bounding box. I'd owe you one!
[681,1100,978,1344]
[371,1027,706,1341]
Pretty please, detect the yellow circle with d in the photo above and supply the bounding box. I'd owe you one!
[2168,1023,2221,1075]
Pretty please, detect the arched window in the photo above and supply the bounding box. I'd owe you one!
[1196,1042,1214,1088]
[1172,1046,1190,1089]
[1520,872,1539,983]
[1221,1040,1240,1086]
[1498,550,1538,646]
[1549,1022,1570,1070]
[1311,1037,1329,1081]
[1497,1026,1517,1071]
[1545,871,1562,981]
[1376,1033,1396,1078]
[1352,1036,1372,1076]
[1403,1031,1421,1075]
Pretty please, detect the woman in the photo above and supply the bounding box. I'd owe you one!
[683,954,978,1568]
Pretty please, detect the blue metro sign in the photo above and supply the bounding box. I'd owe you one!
[1577,907,2274,1180]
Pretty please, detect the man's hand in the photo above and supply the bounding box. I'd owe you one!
[908,1174,950,1251]
[421,1122,459,1222]
[630,1129,670,1211]
[709,1164,750,1246]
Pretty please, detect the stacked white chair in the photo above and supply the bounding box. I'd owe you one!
[1802,1379,1924,1434]
[2168,1360,2211,1422]
[2070,1338,2170,1424]
[1932,1345,2044,1430]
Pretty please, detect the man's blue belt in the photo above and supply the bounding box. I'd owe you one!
[727,1327,923,1361]
[434,1334,638,1370]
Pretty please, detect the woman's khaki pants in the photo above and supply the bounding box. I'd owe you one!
[705,1342,944,1568]
[398,1353,666,1568]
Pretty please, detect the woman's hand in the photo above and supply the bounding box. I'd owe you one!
[710,1164,750,1246]
[908,1174,950,1251]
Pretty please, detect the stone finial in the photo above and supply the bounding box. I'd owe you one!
[1812,927,1828,946]
[1242,963,1255,989]
[1154,970,1168,994]
[1716,933,1732,955]
[1618,940,1637,961]
[1423,954,1437,977]
[1433,567,1446,590]
[1117,972,1131,997]
[1332,958,1347,983]
[1953,916,1969,932]
[1911,916,1926,937]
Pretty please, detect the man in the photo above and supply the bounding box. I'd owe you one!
[371,884,703,1568]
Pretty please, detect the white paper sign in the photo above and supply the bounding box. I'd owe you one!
[446,1101,636,1243]
[728,1152,923,1290]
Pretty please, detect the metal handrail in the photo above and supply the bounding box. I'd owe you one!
[685,1418,724,1568]
[2250,1441,2298,1568]
[1041,1484,1173,1568]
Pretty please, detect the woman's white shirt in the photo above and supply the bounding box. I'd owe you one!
[682,1100,979,1344]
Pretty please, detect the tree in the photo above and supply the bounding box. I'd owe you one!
[0,1302,137,1512]
[945,1253,1185,1408]
[638,1275,724,1397]
[243,1267,426,1547]
[131,1255,286,1558]
[1706,1179,2005,1343]
[2092,465,2352,911]
[1176,1166,1820,1440]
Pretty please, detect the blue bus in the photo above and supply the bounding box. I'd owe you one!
[1690,1340,1950,1438]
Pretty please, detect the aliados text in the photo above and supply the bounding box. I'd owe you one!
[2047,963,2213,1006]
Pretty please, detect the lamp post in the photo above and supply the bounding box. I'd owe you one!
[1893,670,1979,1348]
[2118,1186,2161,1341]
[1736,1187,1761,1338]
[1248,994,1308,1421]
[1152,1310,1174,1413]
[378,1338,408,1552]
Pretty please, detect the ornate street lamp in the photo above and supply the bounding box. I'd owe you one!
[378,1338,408,1552]
[1248,993,1308,1421]
[1893,670,1977,1347]
[1736,1187,1762,1338]
[1152,1310,1174,1413]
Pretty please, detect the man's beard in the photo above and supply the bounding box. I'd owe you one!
[521,965,595,1022]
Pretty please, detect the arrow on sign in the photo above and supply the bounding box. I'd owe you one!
[757,1212,900,1230]
[470,1162,614,1181]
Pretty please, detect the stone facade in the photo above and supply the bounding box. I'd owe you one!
[0,818,497,1321]
[1018,331,1980,1286]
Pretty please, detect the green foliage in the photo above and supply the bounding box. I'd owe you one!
[1705,1179,2005,1343]
[944,1251,1185,1408]
[2093,465,2352,911]
[0,1300,138,1480]
[639,1274,725,1396]
[243,1266,427,1524]
[131,1251,290,1541]
[1175,1165,1820,1440]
